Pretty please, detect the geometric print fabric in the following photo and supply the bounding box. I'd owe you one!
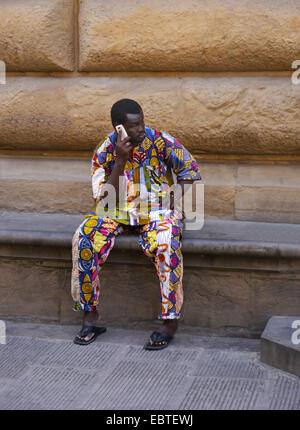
[71,211,183,319]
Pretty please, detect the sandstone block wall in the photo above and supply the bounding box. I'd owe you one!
[0,0,299,223]
[0,0,74,71]
[2,158,300,224]
[79,0,300,72]
[0,76,299,154]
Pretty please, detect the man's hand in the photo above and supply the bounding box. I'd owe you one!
[115,131,134,163]
[170,180,193,211]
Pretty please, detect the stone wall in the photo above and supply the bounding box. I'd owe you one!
[0,1,300,329]
[0,0,299,222]
[79,0,300,72]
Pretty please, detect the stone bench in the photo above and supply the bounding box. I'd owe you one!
[1,211,300,337]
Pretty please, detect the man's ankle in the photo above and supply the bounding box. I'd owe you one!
[83,310,99,326]
[162,319,178,335]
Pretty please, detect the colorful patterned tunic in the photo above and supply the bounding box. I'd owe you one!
[91,126,201,225]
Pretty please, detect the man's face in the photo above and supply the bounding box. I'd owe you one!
[122,111,145,145]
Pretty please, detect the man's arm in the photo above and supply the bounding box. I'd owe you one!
[100,131,134,204]
[160,131,201,213]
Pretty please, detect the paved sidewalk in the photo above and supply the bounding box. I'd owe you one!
[0,321,299,410]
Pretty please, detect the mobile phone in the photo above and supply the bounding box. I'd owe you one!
[115,124,128,140]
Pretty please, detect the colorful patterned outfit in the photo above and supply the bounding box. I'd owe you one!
[71,126,201,319]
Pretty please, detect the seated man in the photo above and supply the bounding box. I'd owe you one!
[71,98,201,349]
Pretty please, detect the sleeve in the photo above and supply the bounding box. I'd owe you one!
[91,137,111,202]
[162,131,202,182]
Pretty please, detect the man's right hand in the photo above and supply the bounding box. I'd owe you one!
[115,131,134,164]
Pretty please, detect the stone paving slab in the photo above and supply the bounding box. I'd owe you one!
[191,350,267,379]
[179,377,264,410]
[81,360,193,410]
[0,321,299,410]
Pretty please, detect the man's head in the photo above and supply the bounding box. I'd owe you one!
[111,99,145,144]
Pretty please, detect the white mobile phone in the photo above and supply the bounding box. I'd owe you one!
[115,124,128,140]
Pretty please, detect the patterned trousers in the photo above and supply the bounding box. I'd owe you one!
[71,211,184,320]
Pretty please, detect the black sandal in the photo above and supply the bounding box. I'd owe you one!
[73,326,106,345]
[144,331,173,350]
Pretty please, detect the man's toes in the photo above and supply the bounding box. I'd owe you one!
[76,331,95,342]
[151,340,165,346]
[84,333,95,342]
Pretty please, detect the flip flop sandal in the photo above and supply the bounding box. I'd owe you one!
[144,331,173,350]
[73,326,106,345]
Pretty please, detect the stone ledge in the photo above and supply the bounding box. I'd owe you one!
[260,316,300,377]
[3,230,300,259]
[2,211,300,258]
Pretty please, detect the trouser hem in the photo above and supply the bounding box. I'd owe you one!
[73,301,97,312]
[158,313,181,320]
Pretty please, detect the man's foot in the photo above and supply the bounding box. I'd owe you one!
[144,319,178,350]
[74,310,105,345]
[74,326,106,345]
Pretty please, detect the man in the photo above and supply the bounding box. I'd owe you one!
[72,99,201,349]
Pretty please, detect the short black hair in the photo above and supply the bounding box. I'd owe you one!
[111,99,142,125]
